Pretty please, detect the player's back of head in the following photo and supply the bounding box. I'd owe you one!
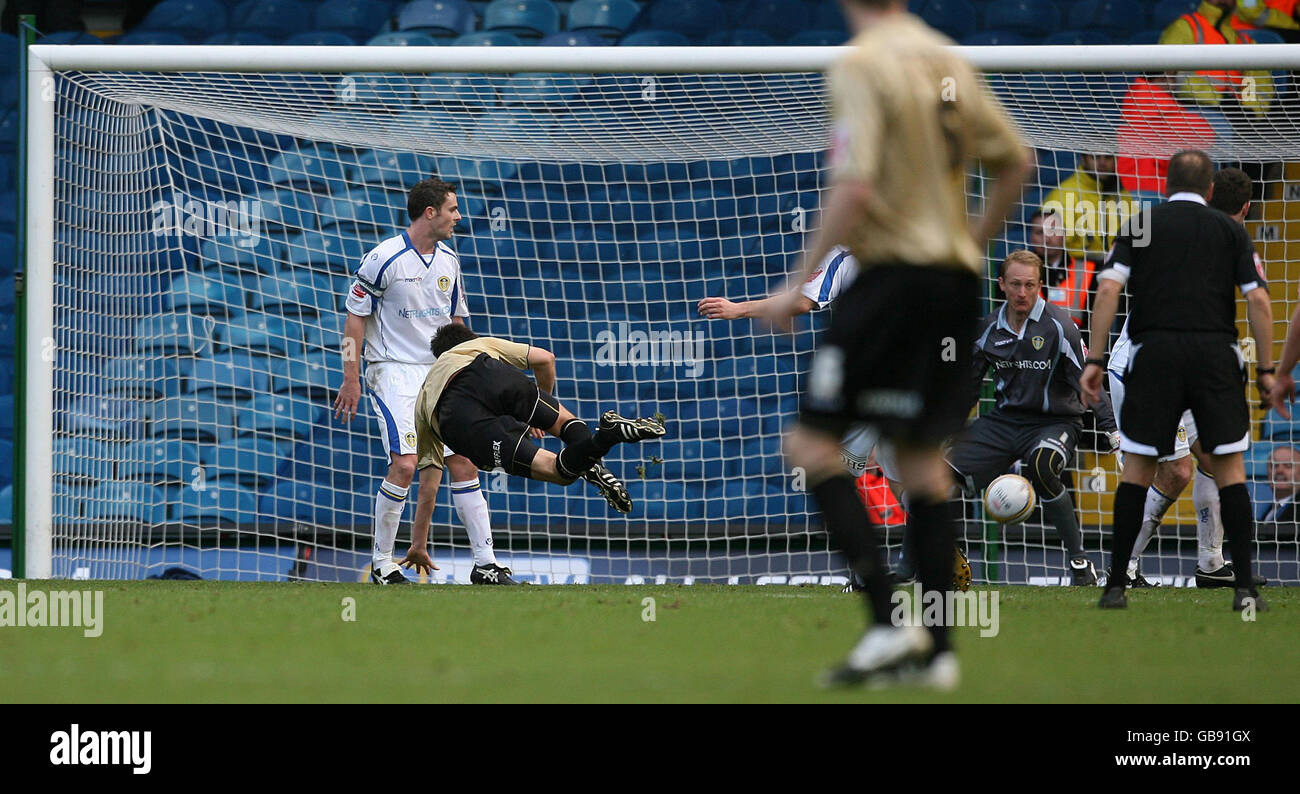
[1209,167,1252,217]
[1166,150,1214,197]
[431,323,479,357]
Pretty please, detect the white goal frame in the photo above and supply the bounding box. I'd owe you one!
[23,43,1300,578]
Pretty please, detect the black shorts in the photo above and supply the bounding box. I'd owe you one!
[799,264,980,447]
[947,412,1081,492]
[1118,331,1249,457]
[436,354,562,476]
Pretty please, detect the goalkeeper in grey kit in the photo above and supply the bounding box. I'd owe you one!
[947,250,1119,585]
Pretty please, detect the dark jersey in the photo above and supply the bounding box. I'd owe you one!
[1102,194,1265,339]
[970,297,1117,430]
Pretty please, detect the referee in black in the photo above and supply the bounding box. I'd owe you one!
[1082,150,1274,611]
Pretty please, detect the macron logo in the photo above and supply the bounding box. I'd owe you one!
[50,724,152,775]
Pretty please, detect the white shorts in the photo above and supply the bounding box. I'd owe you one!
[841,424,901,482]
[364,361,454,459]
[1108,369,1198,463]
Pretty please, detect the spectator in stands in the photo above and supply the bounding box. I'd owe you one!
[1260,445,1300,521]
[1235,0,1300,42]
[1116,74,1218,198]
[1028,209,1094,330]
[1159,1,1275,120]
[1040,153,1134,265]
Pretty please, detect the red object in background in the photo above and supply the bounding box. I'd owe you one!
[1116,76,1217,196]
[856,468,907,527]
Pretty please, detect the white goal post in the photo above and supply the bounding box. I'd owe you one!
[21,43,1300,584]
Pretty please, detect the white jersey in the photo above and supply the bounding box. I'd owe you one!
[345,231,469,365]
[1108,318,1133,375]
[800,246,859,309]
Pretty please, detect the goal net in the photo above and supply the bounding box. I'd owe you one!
[21,44,1300,586]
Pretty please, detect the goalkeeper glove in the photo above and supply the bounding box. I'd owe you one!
[1107,431,1124,473]
[952,545,973,592]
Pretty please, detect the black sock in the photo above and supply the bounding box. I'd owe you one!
[908,496,957,655]
[556,435,615,479]
[560,419,591,445]
[810,475,893,626]
[1108,482,1146,589]
[1218,483,1255,590]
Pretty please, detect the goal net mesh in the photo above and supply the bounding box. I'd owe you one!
[42,61,1300,585]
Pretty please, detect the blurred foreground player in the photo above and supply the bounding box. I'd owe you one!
[399,325,666,576]
[762,0,1030,688]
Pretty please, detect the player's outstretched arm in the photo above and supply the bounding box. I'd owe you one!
[1272,302,1300,418]
[401,464,443,574]
[698,295,815,321]
[528,345,556,395]
[1082,277,1121,407]
[1244,286,1277,412]
[333,312,366,422]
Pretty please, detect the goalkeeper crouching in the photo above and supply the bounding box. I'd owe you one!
[400,324,666,577]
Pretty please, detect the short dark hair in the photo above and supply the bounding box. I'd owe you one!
[430,323,478,358]
[999,250,1043,279]
[407,177,458,222]
[1166,150,1214,196]
[1209,167,1252,216]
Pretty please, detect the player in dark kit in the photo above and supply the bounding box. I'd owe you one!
[762,0,1031,688]
[399,324,666,577]
[948,250,1119,585]
[1083,150,1275,612]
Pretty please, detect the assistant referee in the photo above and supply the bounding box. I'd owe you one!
[1082,150,1274,612]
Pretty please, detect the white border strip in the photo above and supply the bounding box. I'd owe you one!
[25,49,54,579]
[30,43,1300,74]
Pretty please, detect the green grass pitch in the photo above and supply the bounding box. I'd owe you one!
[1,582,1296,703]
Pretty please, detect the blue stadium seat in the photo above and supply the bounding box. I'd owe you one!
[133,312,219,356]
[985,0,1060,36]
[699,29,777,46]
[260,480,333,524]
[0,111,17,155]
[920,0,977,40]
[118,439,202,485]
[566,0,639,38]
[136,0,229,39]
[66,396,146,439]
[217,312,305,355]
[100,355,185,400]
[267,150,349,195]
[231,0,314,39]
[251,270,335,317]
[809,0,848,31]
[1247,29,1287,44]
[452,31,525,45]
[248,189,319,237]
[177,483,261,525]
[1127,28,1164,44]
[315,0,396,40]
[483,0,560,37]
[35,32,104,45]
[626,0,725,40]
[235,394,321,440]
[960,30,1027,45]
[188,351,275,400]
[1245,440,1276,480]
[367,30,444,45]
[352,149,437,188]
[53,437,114,484]
[786,29,848,45]
[149,398,236,442]
[499,72,593,105]
[166,271,246,316]
[201,437,291,487]
[283,230,369,276]
[302,313,346,354]
[398,0,478,37]
[85,482,169,524]
[203,31,276,45]
[1043,29,1114,45]
[539,30,607,46]
[179,148,264,195]
[436,156,518,195]
[0,33,18,73]
[728,0,809,40]
[271,351,336,397]
[1151,0,1198,29]
[319,190,400,234]
[1068,0,1147,35]
[116,31,191,45]
[285,30,360,45]
[198,236,282,276]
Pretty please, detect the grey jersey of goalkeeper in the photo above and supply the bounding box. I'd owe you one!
[400,324,667,575]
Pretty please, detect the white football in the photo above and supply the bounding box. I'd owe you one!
[983,474,1036,524]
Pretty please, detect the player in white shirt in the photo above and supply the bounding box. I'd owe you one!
[333,177,515,585]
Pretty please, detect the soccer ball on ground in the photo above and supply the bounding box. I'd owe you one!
[983,474,1036,524]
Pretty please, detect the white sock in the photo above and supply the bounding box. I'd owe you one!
[452,478,497,566]
[372,479,409,568]
[1129,485,1175,574]
[1192,467,1225,570]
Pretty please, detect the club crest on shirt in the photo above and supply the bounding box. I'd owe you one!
[437,276,451,292]
[1032,335,1044,351]
[405,432,417,448]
